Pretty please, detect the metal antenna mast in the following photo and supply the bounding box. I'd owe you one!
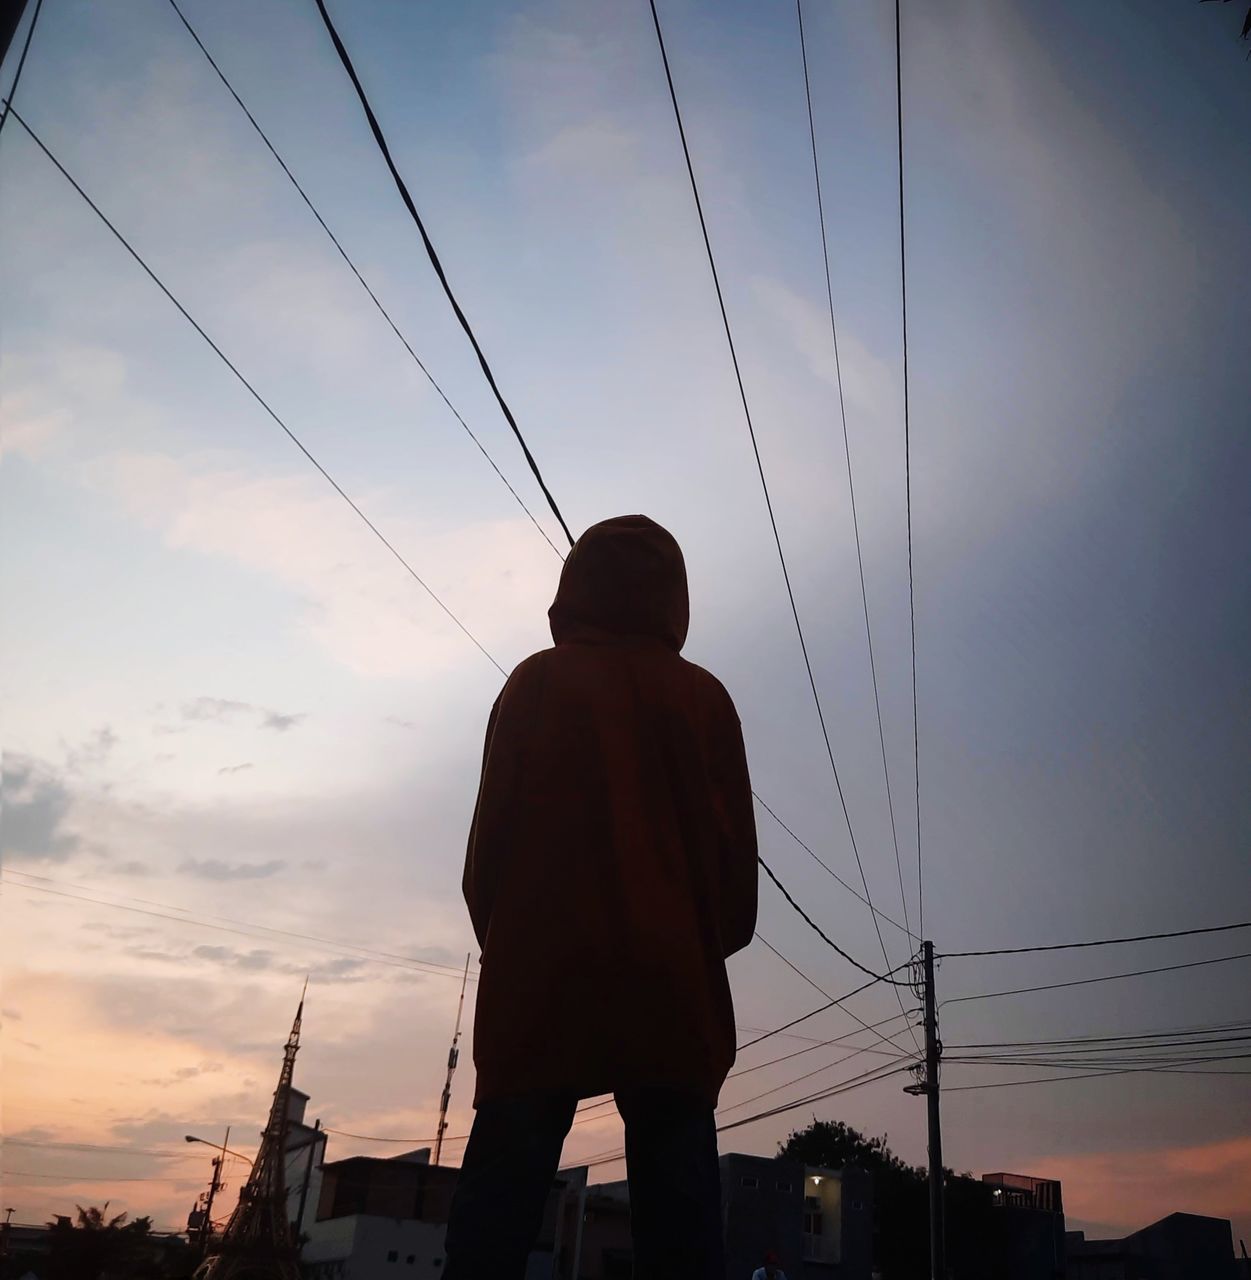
[433,954,471,1165]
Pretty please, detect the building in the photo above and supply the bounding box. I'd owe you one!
[982,1172,1066,1280]
[583,1153,873,1280]
[1066,1211,1239,1280]
[283,1086,329,1240]
[300,1149,589,1279]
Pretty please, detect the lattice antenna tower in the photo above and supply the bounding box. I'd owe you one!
[195,986,307,1280]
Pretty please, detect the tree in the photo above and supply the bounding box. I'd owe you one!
[44,1203,163,1280]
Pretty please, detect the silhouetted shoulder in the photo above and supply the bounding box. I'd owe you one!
[678,657,742,724]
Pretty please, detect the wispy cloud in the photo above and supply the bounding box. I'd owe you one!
[182,697,306,733]
[2,755,80,863]
[217,762,254,776]
[177,858,286,881]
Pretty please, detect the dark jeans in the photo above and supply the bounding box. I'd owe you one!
[442,1087,724,1280]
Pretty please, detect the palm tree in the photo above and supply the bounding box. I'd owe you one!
[45,1203,159,1280]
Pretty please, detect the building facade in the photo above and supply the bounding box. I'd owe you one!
[300,1151,589,1279]
[581,1153,873,1280]
[982,1172,1066,1280]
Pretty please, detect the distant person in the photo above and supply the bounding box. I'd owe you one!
[442,515,758,1280]
[752,1250,787,1280]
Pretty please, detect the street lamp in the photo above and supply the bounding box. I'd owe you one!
[185,1134,254,1166]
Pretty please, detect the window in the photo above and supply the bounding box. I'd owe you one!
[406,1257,416,1265]
[851,1199,864,1211]
[740,1175,759,1189]
[387,1251,398,1263]
[776,1180,792,1193]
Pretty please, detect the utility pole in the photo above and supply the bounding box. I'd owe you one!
[191,1126,230,1259]
[922,940,946,1280]
[433,953,471,1166]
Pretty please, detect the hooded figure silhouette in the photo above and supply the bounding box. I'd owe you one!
[447,515,757,1279]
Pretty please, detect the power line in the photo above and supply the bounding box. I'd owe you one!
[2,871,477,982]
[943,949,1251,1006]
[948,1022,1251,1052]
[940,918,1251,958]
[894,0,924,951]
[0,0,42,135]
[4,1169,201,1183]
[719,1037,908,1119]
[737,967,910,1053]
[945,1054,1251,1092]
[794,0,914,951]
[570,1054,915,1172]
[756,934,916,1055]
[164,0,561,558]
[753,791,909,937]
[4,107,506,678]
[718,1057,916,1135]
[647,0,907,1021]
[730,1010,917,1082]
[3,1139,201,1160]
[757,856,909,986]
[310,0,574,547]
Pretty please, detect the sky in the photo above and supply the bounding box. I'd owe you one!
[2,0,1249,1249]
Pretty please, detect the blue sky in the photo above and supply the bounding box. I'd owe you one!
[2,0,1249,1241]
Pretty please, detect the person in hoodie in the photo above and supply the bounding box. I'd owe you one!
[442,515,758,1280]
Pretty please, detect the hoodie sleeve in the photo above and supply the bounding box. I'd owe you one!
[710,693,758,957]
[462,692,505,950]
[462,657,544,950]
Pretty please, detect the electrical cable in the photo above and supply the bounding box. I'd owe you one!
[756,934,916,1055]
[943,949,1251,1006]
[946,1055,1251,1091]
[2,871,476,982]
[795,0,913,950]
[648,0,920,1058]
[946,1018,1251,1051]
[4,108,506,678]
[753,791,910,936]
[894,0,924,946]
[165,0,562,558]
[757,856,908,986]
[309,0,574,547]
[940,918,1251,958]
[737,966,910,1052]
[0,0,43,135]
[3,1139,201,1160]
[569,1054,914,1171]
[729,1010,918,1082]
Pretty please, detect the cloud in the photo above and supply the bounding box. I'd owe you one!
[385,717,419,731]
[1,755,80,862]
[182,697,306,732]
[260,711,305,733]
[140,1062,225,1088]
[177,858,287,881]
[91,450,560,678]
[1028,1135,1251,1237]
[217,763,254,776]
[64,726,119,774]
